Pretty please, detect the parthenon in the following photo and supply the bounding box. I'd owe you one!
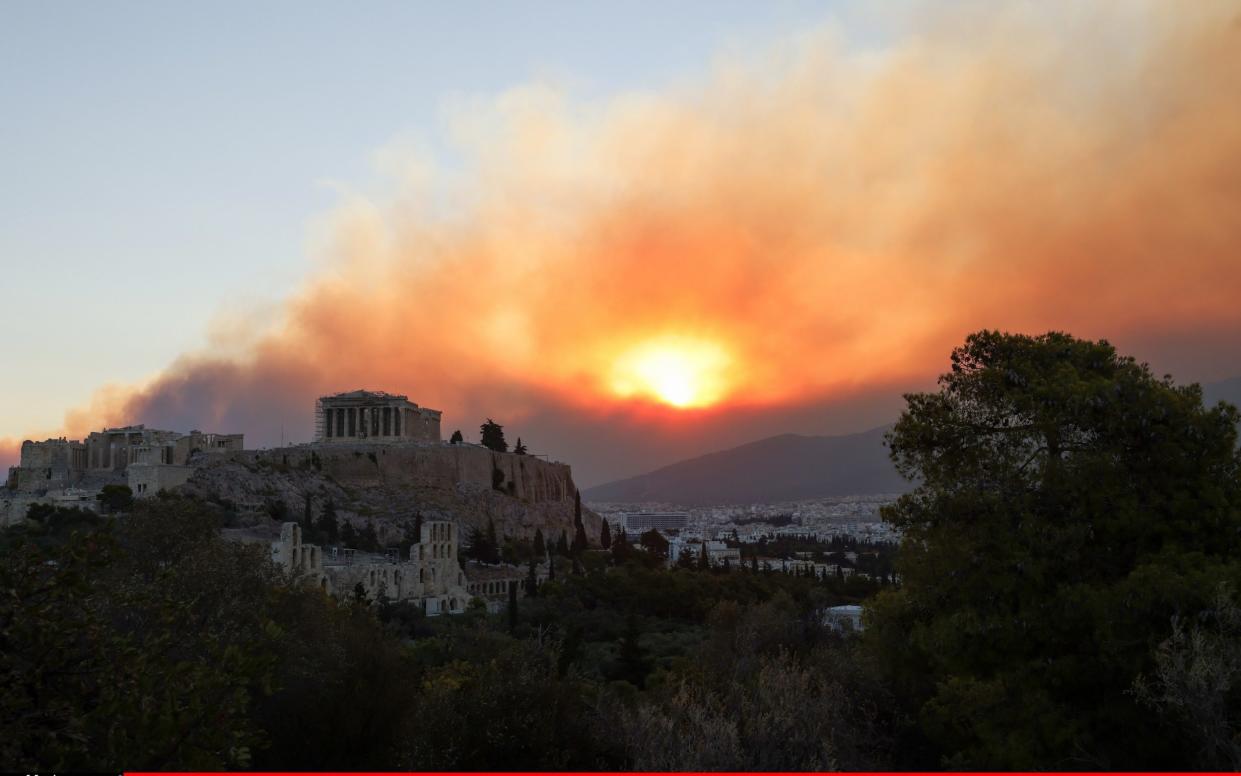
[314,390,442,444]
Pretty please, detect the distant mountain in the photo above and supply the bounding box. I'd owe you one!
[585,377,1241,507]
[583,426,910,505]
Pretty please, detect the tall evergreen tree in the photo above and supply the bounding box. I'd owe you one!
[507,581,518,632]
[698,542,710,571]
[413,512,423,543]
[533,527,546,558]
[556,530,569,557]
[616,614,650,688]
[547,553,556,581]
[479,419,508,452]
[611,528,631,563]
[514,437,527,455]
[600,520,612,550]
[526,555,539,596]
[574,490,582,528]
[316,499,339,544]
[486,518,500,563]
[449,429,464,444]
[572,523,588,556]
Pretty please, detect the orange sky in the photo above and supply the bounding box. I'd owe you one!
[4,1,1241,485]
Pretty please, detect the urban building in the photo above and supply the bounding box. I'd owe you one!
[623,511,689,532]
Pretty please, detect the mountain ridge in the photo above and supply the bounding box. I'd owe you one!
[583,425,909,505]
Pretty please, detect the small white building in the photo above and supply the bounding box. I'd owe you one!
[823,604,864,633]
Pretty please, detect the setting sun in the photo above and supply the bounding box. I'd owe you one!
[609,337,733,409]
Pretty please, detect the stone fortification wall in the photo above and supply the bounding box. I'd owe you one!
[241,442,576,506]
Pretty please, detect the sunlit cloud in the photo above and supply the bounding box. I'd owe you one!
[6,0,1241,482]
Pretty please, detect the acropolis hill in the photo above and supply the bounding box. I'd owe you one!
[3,390,601,555]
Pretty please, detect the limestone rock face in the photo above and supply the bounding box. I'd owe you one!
[181,442,601,548]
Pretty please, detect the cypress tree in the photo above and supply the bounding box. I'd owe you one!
[317,499,339,544]
[572,522,588,556]
[600,520,612,549]
[526,556,539,596]
[507,581,518,632]
[548,553,556,581]
[556,529,569,557]
[486,518,499,563]
[533,527,546,558]
[698,542,710,571]
[574,490,582,528]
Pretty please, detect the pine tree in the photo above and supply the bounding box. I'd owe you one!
[480,418,508,452]
[600,520,612,550]
[514,437,527,455]
[676,547,695,570]
[698,542,710,571]
[449,429,464,444]
[556,530,569,557]
[533,527,546,558]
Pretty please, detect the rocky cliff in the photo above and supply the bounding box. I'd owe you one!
[181,441,601,548]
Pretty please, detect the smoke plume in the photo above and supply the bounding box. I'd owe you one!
[8,1,1241,484]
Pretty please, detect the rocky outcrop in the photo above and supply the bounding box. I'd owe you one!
[181,442,601,548]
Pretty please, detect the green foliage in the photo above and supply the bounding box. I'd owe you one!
[96,483,134,512]
[514,437,528,455]
[871,330,1241,769]
[600,520,612,549]
[465,519,502,564]
[639,529,669,559]
[572,522,589,557]
[315,498,339,544]
[533,527,546,557]
[0,497,280,770]
[450,429,464,444]
[480,419,508,452]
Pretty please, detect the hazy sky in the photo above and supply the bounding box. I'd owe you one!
[3,1,1240,486]
[1,0,845,432]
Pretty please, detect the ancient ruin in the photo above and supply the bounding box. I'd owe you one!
[270,519,537,615]
[3,425,245,523]
[314,390,441,444]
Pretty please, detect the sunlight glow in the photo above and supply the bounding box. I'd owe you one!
[610,337,733,409]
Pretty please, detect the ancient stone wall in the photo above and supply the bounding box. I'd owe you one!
[128,463,194,498]
[243,442,577,506]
